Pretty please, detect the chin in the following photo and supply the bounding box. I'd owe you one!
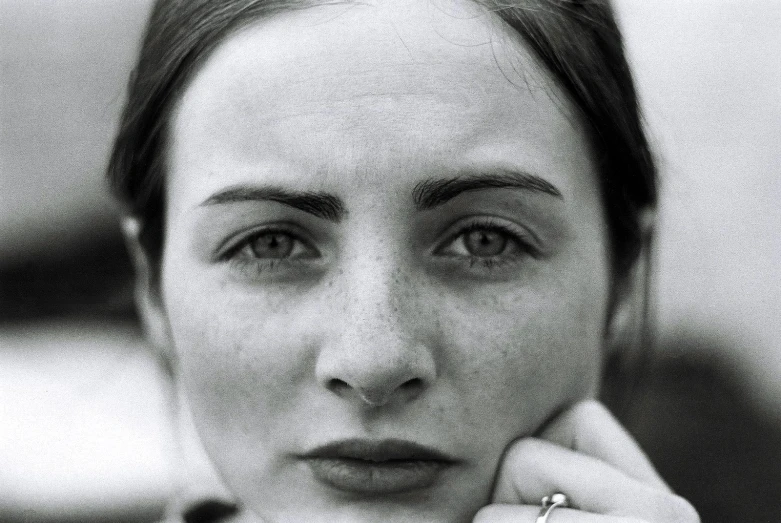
[240,474,488,523]
[257,500,479,523]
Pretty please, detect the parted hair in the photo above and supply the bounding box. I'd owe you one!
[107,0,656,280]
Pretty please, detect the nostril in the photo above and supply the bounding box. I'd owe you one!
[327,378,351,396]
[400,377,423,391]
[325,377,425,405]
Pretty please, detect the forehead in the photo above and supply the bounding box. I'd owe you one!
[169,0,593,203]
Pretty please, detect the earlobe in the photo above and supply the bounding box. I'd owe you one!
[121,217,176,371]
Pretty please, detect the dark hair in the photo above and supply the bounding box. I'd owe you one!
[108,0,656,278]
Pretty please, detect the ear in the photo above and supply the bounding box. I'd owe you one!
[604,208,656,357]
[122,217,177,372]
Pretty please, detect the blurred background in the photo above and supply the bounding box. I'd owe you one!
[1,0,779,521]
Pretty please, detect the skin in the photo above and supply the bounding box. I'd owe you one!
[130,0,697,521]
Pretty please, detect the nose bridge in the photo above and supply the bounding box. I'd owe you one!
[348,252,407,342]
[341,219,416,341]
[315,242,435,406]
[342,248,419,374]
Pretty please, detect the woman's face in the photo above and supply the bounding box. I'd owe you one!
[156,1,612,521]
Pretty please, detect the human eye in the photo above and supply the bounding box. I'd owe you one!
[434,218,538,272]
[217,225,321,278]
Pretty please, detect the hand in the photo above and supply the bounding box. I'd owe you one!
[474,400,699,522]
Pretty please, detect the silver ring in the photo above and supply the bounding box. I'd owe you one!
[535,493,569,523]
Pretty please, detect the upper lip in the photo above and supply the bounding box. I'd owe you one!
[301,438,457,463]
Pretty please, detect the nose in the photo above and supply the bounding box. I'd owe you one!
[315,265,437,408]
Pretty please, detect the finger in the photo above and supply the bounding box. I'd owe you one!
[491,438,698,522]
[474,504,630,523]
[539,400,668,489]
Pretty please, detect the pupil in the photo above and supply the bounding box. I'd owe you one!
[466,229,506,257]
[250,232,294,258]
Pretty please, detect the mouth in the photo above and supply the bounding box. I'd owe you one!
[301,439,458,495]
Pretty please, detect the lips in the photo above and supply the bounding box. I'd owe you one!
[301,439,457,494]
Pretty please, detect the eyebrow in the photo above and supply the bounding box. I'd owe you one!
[200,186,345,222]
[412,171,563,210]
[199,170,561,220]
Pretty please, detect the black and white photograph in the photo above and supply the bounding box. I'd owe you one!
[1,1,779,522]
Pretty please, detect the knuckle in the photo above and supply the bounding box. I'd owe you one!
[656,493,700,523]
[471,507,489,523]
[495,437,553,491]
[505,437,547,459]
[573,398,614,424]
[576,398,606,415]
[471,505,502,522]
[502,437,549,471]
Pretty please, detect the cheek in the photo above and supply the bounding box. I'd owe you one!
[164,282,317,451]
[439,274,608,437]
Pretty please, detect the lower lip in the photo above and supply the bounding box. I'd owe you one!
[305,458,450,494]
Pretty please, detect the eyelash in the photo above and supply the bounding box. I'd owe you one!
[218,226,317,276]
[437,219,537,271]
[218,219,536,278]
